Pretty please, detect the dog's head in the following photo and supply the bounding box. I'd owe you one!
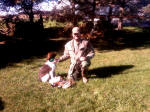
[46,52,57,61]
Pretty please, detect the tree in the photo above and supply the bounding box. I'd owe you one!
[64,0,149,29]
[0,0,50,41]
[0,0,44,22]
[142,4,150,18]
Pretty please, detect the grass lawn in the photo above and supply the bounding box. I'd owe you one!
[0,23,150,112]
[0,46,150,112]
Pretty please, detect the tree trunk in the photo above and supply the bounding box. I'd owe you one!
[117,18,123,30]
[29,10,34,23]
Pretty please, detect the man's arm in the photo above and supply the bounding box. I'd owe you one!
[58,45,70,62]
[86,41,95,60]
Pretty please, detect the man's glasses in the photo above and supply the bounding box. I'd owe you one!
[73,33,80,35]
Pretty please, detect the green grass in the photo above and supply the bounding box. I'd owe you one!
[123,26,144,32]
[0,47,150,112]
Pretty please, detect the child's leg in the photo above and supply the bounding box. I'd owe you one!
[49,76,61,85]
[41,74,50,82]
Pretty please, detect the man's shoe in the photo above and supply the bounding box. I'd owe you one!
[83,77,88,83]
[62,81,72,89]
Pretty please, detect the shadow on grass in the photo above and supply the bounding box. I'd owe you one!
[0,97,5,111]
[0,21,150,70]
[0,21,68,69]
[0,39,67,69]
[89,65,134,78]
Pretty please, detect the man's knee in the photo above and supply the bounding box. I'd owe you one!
[68,69,80,81]
[81,60,91,70]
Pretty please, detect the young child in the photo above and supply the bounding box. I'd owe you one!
[38,52,65,87]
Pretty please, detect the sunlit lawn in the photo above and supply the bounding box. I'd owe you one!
[0,46,150,112]
[123,26,144,32]
[0,23,150,112]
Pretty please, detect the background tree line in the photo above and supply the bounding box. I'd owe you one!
[0,0,150,40]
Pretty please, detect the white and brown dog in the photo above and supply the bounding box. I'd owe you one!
[38,52,62,86]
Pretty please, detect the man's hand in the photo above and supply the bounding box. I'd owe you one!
[54,58,60,63]
[74,57,86,62]
[80,57,86,61]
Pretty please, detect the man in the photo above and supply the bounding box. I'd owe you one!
[58,27,95,85]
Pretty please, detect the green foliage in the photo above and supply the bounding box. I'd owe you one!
[0,48,150,112]
[142,4,150,15]
[43,20,66,28]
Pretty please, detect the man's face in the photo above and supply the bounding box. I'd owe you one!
[72,29,80,41]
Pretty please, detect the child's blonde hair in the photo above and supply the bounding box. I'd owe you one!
[46,52,56,61]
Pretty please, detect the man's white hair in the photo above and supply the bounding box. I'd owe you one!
[72,27,80,33]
